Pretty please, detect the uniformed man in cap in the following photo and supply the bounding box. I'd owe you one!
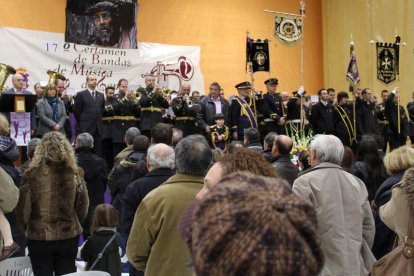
[230,81,269,141]
[286,87,309,135]
[112,79,140,157]
[375,90,390,151]
[138,75,170,138]
[262,78,286,136]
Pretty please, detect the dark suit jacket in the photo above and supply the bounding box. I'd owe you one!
[73,90,104,135]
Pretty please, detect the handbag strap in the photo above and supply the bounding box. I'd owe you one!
[89,232,117,270]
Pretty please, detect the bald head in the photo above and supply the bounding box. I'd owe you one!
[280,91,289,102]
[272,135,293,156]
[181,83,191,96]
[147,143,175,171]
[12,73,24,90]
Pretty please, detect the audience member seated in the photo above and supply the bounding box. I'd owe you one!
[127,135,212,276]
[341,146,354,173]
[293,135,375,275]
[352,136,388,202]
[75,132,108,238]
[243,127,262,152]
[226,140,244,154]
[108,135,150,216]
[171,127,183,147]
[262,132,278,163]
[16,132,89,276]
[151,123,173,145]
[113,127,141,166]
[183,172,324,275]
[372,145,414,258]
[271,135,299,185]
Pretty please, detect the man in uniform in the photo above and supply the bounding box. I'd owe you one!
[375,90,390,151]
[172,83,197,137]
[355,88,378,140]
[102,86,116,170]
[385,88,408,150]
[230,81,269,141]
[262,78,286,136]
[112,79,140,156]
[138,75,169,138]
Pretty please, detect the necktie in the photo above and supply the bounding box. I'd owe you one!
[92,91,96,101]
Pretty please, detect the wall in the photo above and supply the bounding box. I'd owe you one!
[0,0,324,95]
[322,0,414,105]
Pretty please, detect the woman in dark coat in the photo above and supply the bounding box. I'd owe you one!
[16,132,89,276]
[371,145,414,259]
[36,84,66,137]
[407,91,414,145]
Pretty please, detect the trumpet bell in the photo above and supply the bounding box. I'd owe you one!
[0,63,16,92]
[47,70,66,86]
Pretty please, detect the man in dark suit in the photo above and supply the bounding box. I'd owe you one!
[310,88,334,135]
[73,75,105,156]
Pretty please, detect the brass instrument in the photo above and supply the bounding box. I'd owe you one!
[0,63,16,92]
[47,70,66,86]
[152,87,171,100]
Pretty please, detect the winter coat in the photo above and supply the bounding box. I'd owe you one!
[126,173,203,276]
[351,160,387,203]
[293,162,376,276]
[272,154,299,186]
[108,151,147,215]
[196,95,230,131]
[310,101,334,135]
[0,166,19,252]
[356,98,379,138]
[122,168,175,234]
[81,229,121,276]
[380,168,414,245]
[16,165,89,241]
[371,172,404,259]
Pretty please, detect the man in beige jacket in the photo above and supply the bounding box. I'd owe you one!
[293,134,376,276]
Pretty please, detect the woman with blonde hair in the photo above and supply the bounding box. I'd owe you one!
[36,84,66,137]
[371,145,414,258]
[16,132,89,276]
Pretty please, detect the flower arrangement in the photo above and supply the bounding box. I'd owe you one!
[290,130,313,170]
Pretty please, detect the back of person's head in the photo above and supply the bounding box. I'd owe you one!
[243,128,260,144]
[219,147,277,177]
[341,146,355,172]
[27,138,41,159]
[172,128,183,147]
[384,145,414,175]
[133,135,150,152]
[30,132,77,171]
[188,172,324,275]
[263,132,278,150]
[361,134,381,150]
[76,132,94,148]
[90,204,119,234]
[0,114,9,136]
[211,148,224,164]
[125,127,141,146]
[310,135,344,165]
[151,123,173,145]
[356,136,380,162]
[226,141,245,154]
[175,135,212,176]
[300,151,311,171]
[147,143,175,169]
[273,135,293,155]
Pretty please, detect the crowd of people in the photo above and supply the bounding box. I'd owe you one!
[0,72,414,275]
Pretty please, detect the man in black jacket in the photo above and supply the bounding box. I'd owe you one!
[271,135,299,186]
[196,82,229,142]
[310,88,334,135]
[385,89,408,150]
[355,88,379,139]
[73,75,105,155]
[75,132,108,238]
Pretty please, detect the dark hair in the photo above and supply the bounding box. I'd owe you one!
[264,132,278,149]
[381,90,389,96]
[337,91,349,103]
[105,86,115,94]
[210,82,221,91]
[117,78,128,86]
[227,141,245,154]
[33,83,41,90]
[175,135,212,176]
[90,204,119,234]
[327,88,335,93]
[361,88,370,95]
[43,84,57,98]
[300,151,311,171]
[274,136,293,155]
[172,128,184,147]
[243,128,260,143]
[317,88,326,96]
[133,135,150,152]
[219,148,277,178]
[341,146,354,172]
[151,123,173,145]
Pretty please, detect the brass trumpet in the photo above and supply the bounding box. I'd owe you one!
[47,70,66,86]
[0,63,16,92]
